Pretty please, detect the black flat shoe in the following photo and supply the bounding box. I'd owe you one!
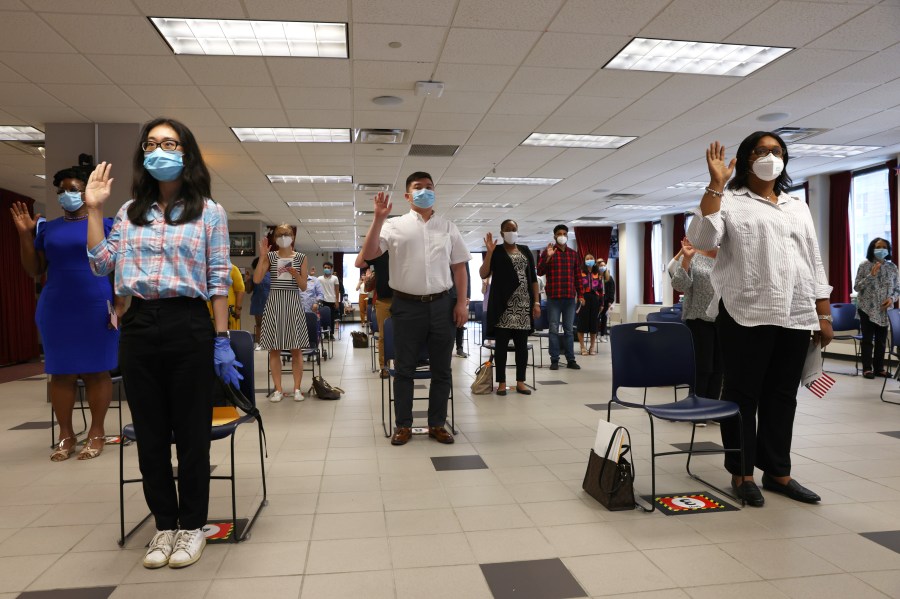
[516,387,531,395]
[496,388,507,396]
[761,474,821,504]
[732,480,765,507]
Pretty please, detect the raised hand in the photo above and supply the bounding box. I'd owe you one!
[484,232,497,253]
[872,261,883,276]
[373,191,392,220]
[681,237,696,258]
[259,238,270,256]
[9,201,38,235]
[84,162,114,209]
[706,142,735,187]
[545,243,557,260]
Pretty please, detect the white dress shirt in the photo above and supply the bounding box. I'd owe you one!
[687,187,831,330]
[379,210,471,295]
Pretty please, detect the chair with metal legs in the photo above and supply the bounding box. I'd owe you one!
[880,308,900,405]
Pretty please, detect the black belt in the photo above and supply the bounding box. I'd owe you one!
[392,289,449,303]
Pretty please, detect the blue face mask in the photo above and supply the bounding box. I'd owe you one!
[143,148,184,182]
[599,266,607,273]
[323,268,332,276]
[412,188,435,209]
[874,248,889,261]
[58,190,84,212]
[585,260,595,268]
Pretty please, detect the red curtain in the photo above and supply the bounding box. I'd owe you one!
[888,159,898,262]
[828,171,852,303]
[643,221,655,304]
[672,213,685,303]
[0,189,40,365]
[573,226,612,262]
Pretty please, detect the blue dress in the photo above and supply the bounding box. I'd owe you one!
[35,217,119,375]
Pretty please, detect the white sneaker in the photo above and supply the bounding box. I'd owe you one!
[269,391,283,403]
[143,529,176,569]
[254,343,262,351]
[293,389,305,401]
[601,336,609,343]
[168,528,206,569]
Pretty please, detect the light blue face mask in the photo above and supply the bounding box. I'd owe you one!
[58,190,84,212]
[412,188,435,209]
[874,248,890,261]
[599,266,607,273]
[585,260,595,268]
[143,148,184,182]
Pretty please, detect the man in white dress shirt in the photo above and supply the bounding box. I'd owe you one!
[360,172,471,445]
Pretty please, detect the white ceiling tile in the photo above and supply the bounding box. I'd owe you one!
[431,63,516,92]
[440,28,542,65]
[188,125,241,143]
[280,87,353,111]
[592,118,666,137]
[124,85,211,109]
[504,66,594,95]
[24,0,139,13]
[179,56,273,87]
[352,110,419,129]
[352,88,422,111]
[549,96,634,120]
[268,57,351,88]
[354,156,399,167]
[750,48,872,83]
[415,111,482,131]
[200,86,282,109]
[640,0,777,41]
[525,32,631,69]
[490,93,567,116]
[452,0,563,30]
[1,53,109,84]
[244,0,348,21]
[532,148,612,179]
[538,114,607,133]
[286,109,353,127]
[821,46,900,85]
[89,55,191,85]
[0,60,27,82]
[808,5,900,51]
[0,82,64,106]
[420,90,498,114]
[0,11,75,52]
[41,14,170,55]
[217,108,289,126]
[466,129,526,146]
[497,146,564,169]
[354,165,397,179]
[300,144,352,157]
[352,0,456,25]
[477,114,545,132]
[74,106,153,123]
[354,144,408,157]
[131,0,246,18]
[577,69,669,98]
[141,107,224,126]
[352,24,444,62]
[4,104,86,124]
[242,141,301,157]
[352,60,434,90]
[409,130,471,145]
[823,78,900,114]
[790,106,884,129]
[549,0,669,35]
[0,0,28,9]
[726,1,868,47]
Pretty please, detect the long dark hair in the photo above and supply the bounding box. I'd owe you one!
[727,131,793,195]
[866,237,892,262]
[128,117,211,226]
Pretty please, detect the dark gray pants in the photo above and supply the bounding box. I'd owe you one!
[390,295,454,428]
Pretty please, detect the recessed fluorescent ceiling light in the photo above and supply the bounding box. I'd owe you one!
[300,218,352,223]
[34,174,46,179]
[667,182,708,189]
[233,128,350,142]
[611,204,668,210]
[521,133,636,149]
[454,202,520,208]
[150,18,348,57]
[0,126,44,141]
[789,144,881,158]
[480,177,561,186]
[572,220,614,225]
[605,38,791,76]
[285,201,352,207]
[268,175,352,184]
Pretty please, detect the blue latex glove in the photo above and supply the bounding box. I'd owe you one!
[214,336,244,387]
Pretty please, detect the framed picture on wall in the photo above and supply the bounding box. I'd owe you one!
[229,232,256,256]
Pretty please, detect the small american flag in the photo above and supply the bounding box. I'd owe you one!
[805,372,836,398]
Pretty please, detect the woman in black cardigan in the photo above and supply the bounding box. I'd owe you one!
[480,219,541,395]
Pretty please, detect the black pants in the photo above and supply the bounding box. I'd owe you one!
[599,301,612,336]
[390,295,454,428]
[119,297,215,531]
[716,303,810,477]
[493,328,530,384]
[859,309,887,372]
[685,318,723,399]
[456,326,465,351]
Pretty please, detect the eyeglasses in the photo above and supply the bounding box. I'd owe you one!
[141,139,182,152]
[56,186,84,195]
[752,146,784,157]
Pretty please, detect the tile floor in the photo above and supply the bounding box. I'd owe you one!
[2,328,900,598]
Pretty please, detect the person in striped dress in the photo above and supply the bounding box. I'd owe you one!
[252,223,310,402]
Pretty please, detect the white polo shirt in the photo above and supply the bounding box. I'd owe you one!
[379,210,471,295]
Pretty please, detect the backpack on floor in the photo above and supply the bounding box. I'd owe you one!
[308,375,344,400]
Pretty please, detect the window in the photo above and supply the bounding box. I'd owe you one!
[469,253,485,302]
[849,168,891,279]
[342,253,362,304]
[651,221,663,303]
[788,184,807,203]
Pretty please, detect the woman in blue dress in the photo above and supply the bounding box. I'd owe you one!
[10,166,120,460]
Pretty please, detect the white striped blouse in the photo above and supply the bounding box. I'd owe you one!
[687,187,832,330]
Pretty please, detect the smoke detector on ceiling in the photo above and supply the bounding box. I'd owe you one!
[414,81,444,98]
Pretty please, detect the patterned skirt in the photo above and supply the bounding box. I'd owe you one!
[258,288,310,350]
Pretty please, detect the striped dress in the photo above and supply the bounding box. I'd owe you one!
[258,251,310,350]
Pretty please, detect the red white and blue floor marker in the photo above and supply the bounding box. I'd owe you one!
[805,372,836,398]
[644,492,739,515]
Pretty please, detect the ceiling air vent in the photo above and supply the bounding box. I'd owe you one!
[355,183,392,192]
[354,128,407,144]
[772,127,830,143]
[408,144,459,157]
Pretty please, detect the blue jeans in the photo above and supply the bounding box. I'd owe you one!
[546,297,576,363]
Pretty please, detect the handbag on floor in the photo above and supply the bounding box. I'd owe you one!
[471,360,493,395]
[351,330,369,348]
[308,375,344,400]
[582,425,635,511]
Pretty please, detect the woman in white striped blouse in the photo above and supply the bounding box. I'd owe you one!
[687,132,834,508]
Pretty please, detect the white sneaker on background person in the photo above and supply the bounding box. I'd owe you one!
[142,529,176,569]
[168,528,206,568]
[293,389,305,401]
[269,390,283,403]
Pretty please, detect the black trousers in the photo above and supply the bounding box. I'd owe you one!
[858,309,887,372]
[390,295,454,428]
[599,301,612,336]
[493,328,530,384]
[119,297,214,531]
[455,326,465,350]
[716,303,810,477]
[685,318,723,399]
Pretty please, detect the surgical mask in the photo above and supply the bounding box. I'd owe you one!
[599,266,607,273]
[275,235,293,248]
[323,268,332,276]
[58,190,84,212]
[411,188,435,209]
[556,235,568,246]
[874,248,889,261]
[502,231,518,244]
[585,260,595,268]
[751,154,784,182]
[143,148,184,182]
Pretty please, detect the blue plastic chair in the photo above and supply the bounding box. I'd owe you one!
[368,304,380,372]
[881,308,900,405]
[529,301,550,367]
[470,300,484,343]
[119,330,267,545]
[381,317,455,437]
[646,311,683,323]
[827,303,862,375]
[607,322,745,511]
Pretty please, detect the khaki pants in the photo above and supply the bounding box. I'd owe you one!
[375,297,393,369]
[359,295,368,323]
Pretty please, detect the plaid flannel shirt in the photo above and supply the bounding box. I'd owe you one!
[537,246,583,300]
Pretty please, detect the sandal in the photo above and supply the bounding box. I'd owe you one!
[580,349,588,356]
[51,436,78,462]
[77,436,105,460]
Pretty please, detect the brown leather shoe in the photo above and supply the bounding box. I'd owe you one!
[391,427,412,445]
[428,426,454,444]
